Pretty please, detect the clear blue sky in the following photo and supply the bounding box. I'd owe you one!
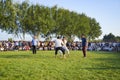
[0,0,120,40]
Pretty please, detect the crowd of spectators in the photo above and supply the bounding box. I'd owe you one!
[67,41,120,52]
[0,40,120,52]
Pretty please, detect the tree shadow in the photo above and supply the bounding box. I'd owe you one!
[0,54,33,59]
[93,58,120,61]
[0,54,54,59]
[80,67,120,70]
[89,58,120,70]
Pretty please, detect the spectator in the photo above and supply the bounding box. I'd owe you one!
[31,36,39,54]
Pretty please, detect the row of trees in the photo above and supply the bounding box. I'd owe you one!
[0,0,102,41]
[103,33,120,42]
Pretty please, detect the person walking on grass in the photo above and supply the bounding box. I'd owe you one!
[31,36,38,54]
[81,34,88,57]
[54,36,66,58]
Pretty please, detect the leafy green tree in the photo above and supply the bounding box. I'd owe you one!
[24,5,55,39]
[74,13,90,38]
[103,33,116,42]
[23,5,38,36]
[58,9,78,41]
[11,1,30,39]
[115,36,120,42]
[0,1,102,41]
[88,18,102,40]
[49,5,59,35]
[0,0,17,34]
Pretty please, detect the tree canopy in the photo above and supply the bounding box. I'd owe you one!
[0,0,102,41]
[103,33,120,42]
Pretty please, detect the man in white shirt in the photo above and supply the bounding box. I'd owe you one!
[31,36,38,54]
[54,36,66,58]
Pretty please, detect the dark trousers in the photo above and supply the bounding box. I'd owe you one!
[55,47,65,55]
[32,45,37,54]
[82,46,86,57]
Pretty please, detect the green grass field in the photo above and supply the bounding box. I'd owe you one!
[0,51,120,80]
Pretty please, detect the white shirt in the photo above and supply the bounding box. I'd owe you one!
[32,39,38,46]
[54,39,63,47]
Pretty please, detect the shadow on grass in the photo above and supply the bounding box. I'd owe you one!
[0,54,54,59]
[93,58,120,61]
[80,67,120,70]
[0,54,33,59]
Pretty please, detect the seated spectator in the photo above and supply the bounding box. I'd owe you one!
[0,46,4,51]
[23,45,30,51]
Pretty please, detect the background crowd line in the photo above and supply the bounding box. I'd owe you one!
[0,40,120,52]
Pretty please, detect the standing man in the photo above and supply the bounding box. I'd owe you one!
[81,34,88,57]
[31,36,38,54]
[54,36,66,58]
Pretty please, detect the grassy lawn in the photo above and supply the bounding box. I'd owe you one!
[0,50,120,80]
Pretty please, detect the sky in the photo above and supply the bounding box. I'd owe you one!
[0,0,120,41]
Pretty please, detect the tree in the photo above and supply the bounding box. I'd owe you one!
[103,33,116,42]
[0,1,102,41]
[13,1,29,39]
[0,0,17,34]
[74,13,90,38]
[115,36,120,42]
[24,5,55,39]
[88,18,102,40]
